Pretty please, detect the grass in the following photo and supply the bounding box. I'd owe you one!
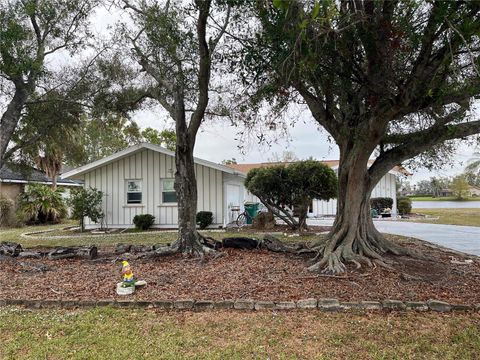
[412,208,480,227]
[0,221,319,248]
[1,307,479,360]
[408,196,480,201]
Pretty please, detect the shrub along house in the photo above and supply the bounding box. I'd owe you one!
[61,143,253,229]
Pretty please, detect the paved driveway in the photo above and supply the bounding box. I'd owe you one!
[308,219,480,256]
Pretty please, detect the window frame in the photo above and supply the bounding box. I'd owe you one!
[126,179,143,205]
[160,178,177,205]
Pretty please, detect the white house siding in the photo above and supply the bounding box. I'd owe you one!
[82,149,224,228]
[312,172,398,216]
[223,173,256,224]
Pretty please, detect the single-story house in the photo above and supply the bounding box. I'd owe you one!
[440,185,480,197]
[226,160,409,217]
[0,164,83,202]
[62,143,407,228]
[61,143,253,229]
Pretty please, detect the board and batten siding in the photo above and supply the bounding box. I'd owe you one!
[82,149,224,228]
[312,172,398,216]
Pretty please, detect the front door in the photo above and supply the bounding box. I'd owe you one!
[225,184,241,223]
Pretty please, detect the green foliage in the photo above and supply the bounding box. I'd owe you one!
[132,214,155,231]
[370,198,393,213]
[75,115,142,165]
[0,193,16,227]
[397,197,412,215]
[222,158,237,165]
[68,187,103,231]
[18,184,67,224]
[141,128,176,151]
[451,175,470,200]
[0,0,98,166]
[196,211,213,229]
[245,160,337,229]
[13,90,85,169]
[464,171,480,187]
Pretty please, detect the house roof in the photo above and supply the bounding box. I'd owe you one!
[61,143,246,180]
[226,160,411,176]
[0,164,83,187]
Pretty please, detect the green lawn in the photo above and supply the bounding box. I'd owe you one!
[409,196,480,201]
[412,208,480,227]
[0,221,318,248]
[1,307,479,360]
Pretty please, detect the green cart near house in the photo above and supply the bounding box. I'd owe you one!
[236,202,261,226]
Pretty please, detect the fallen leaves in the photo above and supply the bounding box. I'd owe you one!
[1,237,479,304]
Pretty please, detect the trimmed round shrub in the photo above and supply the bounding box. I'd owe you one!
[370,197,393,212]
[397,197,412,215]
[133,214,155,230]
[196,211,213,229]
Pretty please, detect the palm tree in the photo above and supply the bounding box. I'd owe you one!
[35,148,63,190]
[466,151,480,174]
[19,184,67,223]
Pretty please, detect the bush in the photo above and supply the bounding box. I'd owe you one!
[397,197,412,214]
[0,193,16,227]
[370,197,393,212]
[245,160,337,231]
[196,211,213,229]
[133,214,155,230]
[68,187,104,232]
[18,184,67,224]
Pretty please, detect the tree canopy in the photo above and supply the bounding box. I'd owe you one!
[239,0,480,273]
[0,0,98,169]
[245,160,337,230]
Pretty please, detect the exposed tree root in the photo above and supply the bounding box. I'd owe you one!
[300,224,425,274]
[140,233,222,260]
[306,229,424,275]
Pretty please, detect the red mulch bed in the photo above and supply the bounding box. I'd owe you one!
[1,237,479,304]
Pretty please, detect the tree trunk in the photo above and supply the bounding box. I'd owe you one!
[308,149,412,274]
[174,140,206,255]
[296,202,309,232]
[0,87,28,169]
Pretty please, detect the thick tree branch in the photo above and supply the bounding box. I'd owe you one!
[188,0,212,144]
[294,82,341,139]
[369,119,480,183]
[209,5,230,54]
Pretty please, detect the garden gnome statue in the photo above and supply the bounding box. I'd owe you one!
[121,261,135,287]
[116,260,147,295]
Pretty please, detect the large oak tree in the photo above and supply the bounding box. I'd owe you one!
[0,0,98,169]
[243,0,480,273]
[105,0,232,255]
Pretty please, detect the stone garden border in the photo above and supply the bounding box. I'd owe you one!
[1,298,479,313]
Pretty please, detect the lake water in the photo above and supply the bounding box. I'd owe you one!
[412,201,480,209]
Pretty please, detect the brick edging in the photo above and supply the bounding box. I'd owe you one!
[1,298,479,313]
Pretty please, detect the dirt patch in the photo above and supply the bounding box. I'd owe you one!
[1,236,479,304]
